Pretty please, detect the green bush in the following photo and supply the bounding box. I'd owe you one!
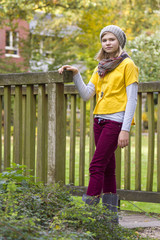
[0,164,146,239]
[127,31,160,83]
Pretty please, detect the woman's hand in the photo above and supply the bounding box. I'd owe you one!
[118,130,129,148]
[58,65,78,76]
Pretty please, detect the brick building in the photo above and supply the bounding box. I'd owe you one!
[0,19,30,72]
[0,14,80,73]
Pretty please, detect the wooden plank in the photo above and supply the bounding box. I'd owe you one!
[64,95,67,184]
[0,87,3,95]
[0,96,2,172]
[14,86,22,165]
[117,189,160,203]
[1,81,160,95]
[64,85,78,94]
[157,93,160,192]
[4,86,11,169]
[44,93,48,184]
[0,71,73,86]
[64,82,160,95]
[63,70,73,83]
[65,185,160,203]
[135,93,142,190]
[22,95,26,166]
[26,85,36,176]
[69,94,76,184]
[115,146,121,189]
[79,99,86,186]
[138,82,160,93]
[12,95,15,164]
[47,83,66,184]
[0,85,41,96]
[37,85,46,182]
[124,134,131,190]
[146,93,155,191]
[89,96,96,163]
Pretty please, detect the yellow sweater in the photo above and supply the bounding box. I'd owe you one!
[90,58,139,114]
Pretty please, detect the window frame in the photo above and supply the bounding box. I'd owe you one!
[31,35,54,61]
[5,31,20,58]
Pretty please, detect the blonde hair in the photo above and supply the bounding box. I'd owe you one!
[95,46,123,61]
[95,32,123,61]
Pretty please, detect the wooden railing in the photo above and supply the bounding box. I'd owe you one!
[0,71,72,184]
[0,71,159,203]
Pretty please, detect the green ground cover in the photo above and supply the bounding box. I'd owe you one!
[0,165,144,240]
[66,131,160,214]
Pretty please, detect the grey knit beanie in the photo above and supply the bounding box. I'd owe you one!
[100,25,126,49]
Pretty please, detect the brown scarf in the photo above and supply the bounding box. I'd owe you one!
[97,52,130,78]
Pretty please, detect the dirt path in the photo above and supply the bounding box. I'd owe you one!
[137,227,160,239]
[119,211,160,239]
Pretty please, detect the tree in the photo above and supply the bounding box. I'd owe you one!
[0,0,159,76]
[70,0,160,81]
[126,31,160,82]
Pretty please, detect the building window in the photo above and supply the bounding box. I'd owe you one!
[5,31,19,57]
[31,35,54,60]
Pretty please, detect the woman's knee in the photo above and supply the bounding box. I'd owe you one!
[89,164,104,175]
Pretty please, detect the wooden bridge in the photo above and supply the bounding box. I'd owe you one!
[0,71,159,203]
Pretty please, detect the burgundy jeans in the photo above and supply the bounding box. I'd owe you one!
[87,118,122,196]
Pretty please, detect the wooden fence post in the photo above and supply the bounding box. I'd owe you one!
[115,146,121,189]
[37,85,46,182]
[26,85,36,175]
[4,86,11,169]
[157,93,160,192]
[89,97,96,162]
[124,134,131,190]
[135,92,142,191]
[47,83,66,184]
[79,99,86,186]
[14,86,22,164]
[0,96,2,172]
[146,92,155,191]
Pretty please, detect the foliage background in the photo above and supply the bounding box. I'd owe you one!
[0,0,159,82]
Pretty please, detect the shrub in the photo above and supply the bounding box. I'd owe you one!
[127,31,160,83]
[0,164,145,239]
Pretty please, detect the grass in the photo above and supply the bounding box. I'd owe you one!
[65,128,160,214]
[73,196,160,215]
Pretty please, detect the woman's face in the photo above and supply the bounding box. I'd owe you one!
[101,32,119,56]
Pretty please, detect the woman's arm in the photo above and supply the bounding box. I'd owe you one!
[118,82,138,148]
[58,65,95,101]
[122,82,138,131]
[73,73,95,101]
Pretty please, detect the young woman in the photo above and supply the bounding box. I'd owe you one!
[59,25,138,223]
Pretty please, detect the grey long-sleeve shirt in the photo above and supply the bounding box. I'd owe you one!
[73,72,138,132]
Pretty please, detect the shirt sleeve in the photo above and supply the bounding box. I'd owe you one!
[125,60,139,87]
[121,82,138,131]
[89,67,99,86]
[73,72,95,101]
